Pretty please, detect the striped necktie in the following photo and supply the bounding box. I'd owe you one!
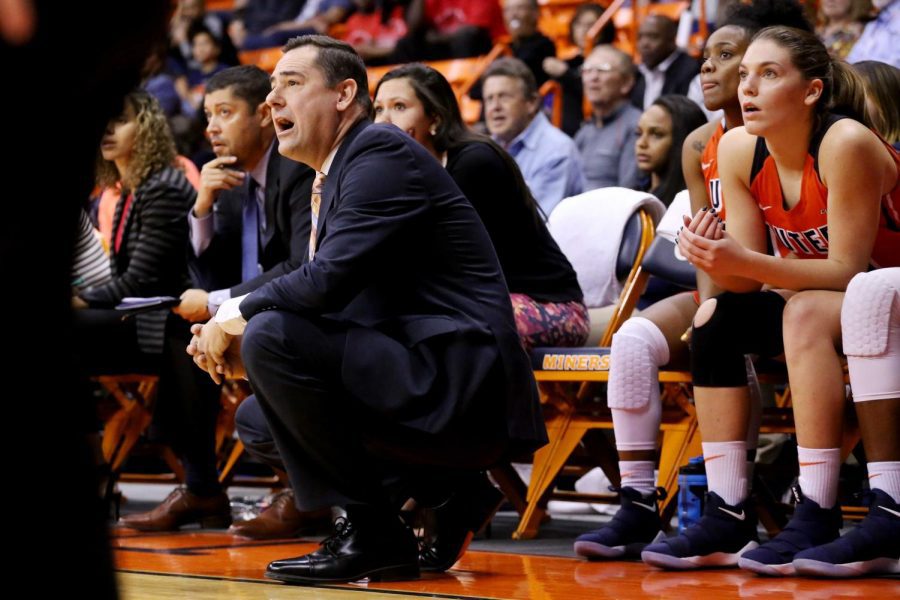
[309,171,326,260]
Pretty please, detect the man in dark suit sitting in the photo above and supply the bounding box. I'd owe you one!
[189,35,547,585]
[630,14,700,110]
[121,65,316,532]
[177,65,314,320]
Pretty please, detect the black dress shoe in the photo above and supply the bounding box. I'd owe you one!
[265,509,420,585]
[419,473,505,572]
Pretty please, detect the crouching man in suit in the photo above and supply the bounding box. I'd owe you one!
[188,35,547,585]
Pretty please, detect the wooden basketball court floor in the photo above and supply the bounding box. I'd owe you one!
[113,527,900,599]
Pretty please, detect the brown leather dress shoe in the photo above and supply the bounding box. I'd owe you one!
[119,486,231,531]
[229,489,331,540]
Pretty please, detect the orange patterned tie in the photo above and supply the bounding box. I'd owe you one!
[309,171,326,260]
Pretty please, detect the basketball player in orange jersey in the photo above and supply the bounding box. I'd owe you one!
[573,0,811,560]
[644,26,900,577]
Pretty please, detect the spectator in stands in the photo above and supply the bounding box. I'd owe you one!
[816,0,871,59]
[188,27,228,85]
[542,3,616,136]
[393,0,505,61]
[237,0,355,49]
[186,26,229,91]
[855,60,900,146]
[228,0,306,49]
[846,0,899,67]
[484,57,585,216]
[632,15,700,110]
[374,63,589,350]
[170,0,237,69]
[73,91,229,532]
[635,95,706,207]
[338,0,409,65]
[575,44,642,191]
[503,0,557,88]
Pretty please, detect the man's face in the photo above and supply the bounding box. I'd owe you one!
[483,75,538,144]
[637,17,677,69]
[581,48,632,107]
[267,45,344,167]
[503,0,538,40]
[204,87,270,167]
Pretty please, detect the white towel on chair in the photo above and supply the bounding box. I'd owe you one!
[548,187,666,308]
[656,189,691,261]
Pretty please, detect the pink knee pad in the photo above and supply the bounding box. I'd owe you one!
[842,269,900,402]
[608,317,670,410]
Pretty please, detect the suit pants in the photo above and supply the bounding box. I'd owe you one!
[241,310,508,511]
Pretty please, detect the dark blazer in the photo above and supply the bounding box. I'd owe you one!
[630,50,700,109]
[189,143,314,296]
[80,165,195,352]
[241,121,547,454]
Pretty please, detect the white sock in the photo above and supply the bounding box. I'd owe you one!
[797,446,841,508]
[619,460,655,496]
[867,461,900,503]
[702,441,748,506]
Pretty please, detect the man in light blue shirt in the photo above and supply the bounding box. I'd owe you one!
[846,0,900,69]
[484,57,585,216]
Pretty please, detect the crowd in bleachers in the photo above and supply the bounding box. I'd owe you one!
[75,0,900,585]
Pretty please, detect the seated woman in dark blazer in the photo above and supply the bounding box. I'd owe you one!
[373,64,589,351]
[76,90,228,529]
[77,89,195,360]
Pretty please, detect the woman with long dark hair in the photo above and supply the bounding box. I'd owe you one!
[635,94,707,207]
[373,63,589,352]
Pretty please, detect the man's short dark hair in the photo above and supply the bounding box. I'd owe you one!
[483,57,538,99]
[205,65,271,111]
[282,35,372,112]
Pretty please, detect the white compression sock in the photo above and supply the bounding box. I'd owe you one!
[797,446,841,508]
[619,460,656,496]
[867,461,900,503]
[702,441,748,506]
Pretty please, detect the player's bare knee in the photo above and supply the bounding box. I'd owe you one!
[693,298,717,329]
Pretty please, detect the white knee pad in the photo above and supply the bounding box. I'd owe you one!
[608,317,670,410]
[842,269,900,402]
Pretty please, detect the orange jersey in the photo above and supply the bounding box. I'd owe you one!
[701,120,726,218]
[749,115,900,268]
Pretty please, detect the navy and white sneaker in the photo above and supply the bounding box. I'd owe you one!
[793,489,900,578]
[641,492,758,570]
[738,486,842,576]
[573,487,666,559]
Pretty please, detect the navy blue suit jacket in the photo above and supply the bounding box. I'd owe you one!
[189,143,314,296]
[240,120,546,453]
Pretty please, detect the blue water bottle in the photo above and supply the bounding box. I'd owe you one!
[677,456,707,532]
